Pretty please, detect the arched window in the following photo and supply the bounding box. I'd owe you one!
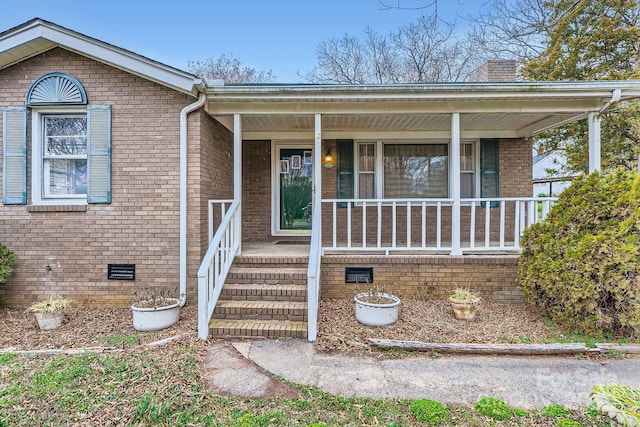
[26,72,87,106]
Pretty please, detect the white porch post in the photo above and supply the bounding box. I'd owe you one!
[450,113,462,256]
[314,114,322,210]
[234,114,242,254]
[588,112,601,173]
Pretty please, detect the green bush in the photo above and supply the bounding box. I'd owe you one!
[410,399,450,425]
[0,242,14,285]
[519,171,640,335]
[475,397,512,421]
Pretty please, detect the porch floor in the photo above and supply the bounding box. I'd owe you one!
[240,241,520,257]
[241,241,310,257]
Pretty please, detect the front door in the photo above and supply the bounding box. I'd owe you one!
[274,144,313,234]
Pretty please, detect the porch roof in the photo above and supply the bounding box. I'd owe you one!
[206,81,640,140]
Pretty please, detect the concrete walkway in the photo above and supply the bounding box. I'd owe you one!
[206,339,640,409]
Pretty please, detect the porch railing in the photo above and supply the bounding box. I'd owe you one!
[461,197,556,251]
[322,198,454,254]
[321,197,557,254]
[208,199,234,243]
[197,200,241,340]
[306,200,322,342]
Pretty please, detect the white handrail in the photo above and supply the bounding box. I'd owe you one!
[197,200,241,340]
[208,199,234,243]
[306,200,322,342]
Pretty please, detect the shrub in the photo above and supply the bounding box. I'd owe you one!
[410,398,450,425]
[519,171,640,335]
[475,397,512,421]
[0,242,15,285]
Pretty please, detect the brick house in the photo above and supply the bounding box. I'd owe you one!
[1,19,639,340]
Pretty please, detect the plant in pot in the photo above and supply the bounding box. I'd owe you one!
[354,286,401,326]
[131,288,181,332]
[27,296,73,330]
[448,288,482,321]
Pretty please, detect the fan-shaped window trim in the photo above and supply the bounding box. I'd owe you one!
[26,72,88,106]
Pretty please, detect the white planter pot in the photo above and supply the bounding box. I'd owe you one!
[354,292,400,326]
[34,311,64,330]
[131,298,180,332]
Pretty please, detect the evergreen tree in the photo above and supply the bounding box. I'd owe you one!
[521,0,640,173]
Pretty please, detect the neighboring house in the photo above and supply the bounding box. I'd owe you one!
[532,150,575,196]
[2,19,639,341]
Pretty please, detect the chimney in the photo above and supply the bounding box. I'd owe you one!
[468,60,516,82]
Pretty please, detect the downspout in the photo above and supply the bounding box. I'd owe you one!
[600,88,622,114]
[178,92,207,307]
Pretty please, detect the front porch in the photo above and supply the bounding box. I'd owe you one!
[195,81,634,341]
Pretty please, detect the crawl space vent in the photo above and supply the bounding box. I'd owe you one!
[345,267,373,284]
[108,264,136,280]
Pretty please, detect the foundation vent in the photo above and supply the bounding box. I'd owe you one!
[345,267,373,284]
[108,264,136,280]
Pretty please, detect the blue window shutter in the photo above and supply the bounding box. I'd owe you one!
[87,105,111,204]
[2,107,27,205]
[480,138,499,208]
[336,139,354,208]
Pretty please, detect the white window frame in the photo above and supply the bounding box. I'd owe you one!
[354,139,479,199]
[31,107,88,205]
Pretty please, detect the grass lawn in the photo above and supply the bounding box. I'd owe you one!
[0,340,613,426]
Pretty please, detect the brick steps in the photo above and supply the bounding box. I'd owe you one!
[208,319,307,339]
[211,300,307,321]
[221,283,307,301]
[227,267,307,284]
[209,255,308,339]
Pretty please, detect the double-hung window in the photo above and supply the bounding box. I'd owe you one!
[42,114,88,198]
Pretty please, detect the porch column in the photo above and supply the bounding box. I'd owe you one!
[313,114,322,211]
[234,113,242,254]
[588,112,601,173]
[450,113,462,256]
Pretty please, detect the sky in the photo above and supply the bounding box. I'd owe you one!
[2,0,488,83]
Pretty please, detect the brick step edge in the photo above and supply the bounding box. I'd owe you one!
[209,319,307,339]
[221,284,307,301]
[233,257,309,267]
[212,300,308,321]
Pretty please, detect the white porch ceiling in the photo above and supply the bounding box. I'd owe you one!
[206,81,640,140]
[212,112,577,140]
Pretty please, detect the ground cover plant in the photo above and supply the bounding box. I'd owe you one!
[519,170,640,336]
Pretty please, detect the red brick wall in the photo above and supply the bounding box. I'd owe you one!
[321,255,523,303]
[0,48,200,307]
[242,140,272,241]
[188,111,234,298]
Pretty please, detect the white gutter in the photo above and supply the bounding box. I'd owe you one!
[599,88,622,114]
[178,92,206,307]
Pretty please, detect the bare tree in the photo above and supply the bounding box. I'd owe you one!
[303,13,482,84]
[188,54,276,84]
[466,0,549,61]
